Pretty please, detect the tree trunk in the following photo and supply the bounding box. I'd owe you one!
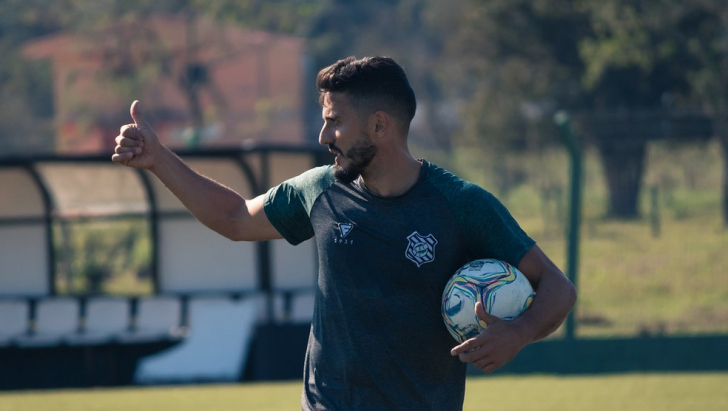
[597,140,647,219]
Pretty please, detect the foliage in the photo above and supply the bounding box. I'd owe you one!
[579,0,728,112]
[436,0,727,128]
[4,0,726,152]
[431,0,728,218]
[54,219,153,296]
[0,0,58,155]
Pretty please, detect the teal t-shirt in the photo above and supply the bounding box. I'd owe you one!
[264,160,534,411]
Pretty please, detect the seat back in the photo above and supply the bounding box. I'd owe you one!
[0,299,29,342]
[135,296,182,333]
[134,295,260,384]
[34,298,80,334]
[84,297,129,334]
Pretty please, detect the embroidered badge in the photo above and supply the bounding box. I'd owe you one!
[405,231,438,267]
[337,223,353,238]
[333,222,355,245]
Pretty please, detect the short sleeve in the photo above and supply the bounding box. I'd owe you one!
[424,162,534,267]
[263,166,336,245]
[458,186,535,266]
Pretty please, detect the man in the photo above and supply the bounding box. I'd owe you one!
[112,56,576,410]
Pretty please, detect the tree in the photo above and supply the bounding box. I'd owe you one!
[673,0,728,226]
[437,0,723,219]
[0,0,59,155]
[576,1,717,218]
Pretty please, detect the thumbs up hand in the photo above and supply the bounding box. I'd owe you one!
[112,100,161,169]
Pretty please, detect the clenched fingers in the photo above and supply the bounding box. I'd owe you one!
[115,134,143,148]
[112,127,143,165]
[111,152,134,164]
[119,124,144,140]
[114,145,141,155]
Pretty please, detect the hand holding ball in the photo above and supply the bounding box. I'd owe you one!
[441,259,535,343]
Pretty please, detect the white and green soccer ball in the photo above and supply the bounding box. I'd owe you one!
[441,259,535,343]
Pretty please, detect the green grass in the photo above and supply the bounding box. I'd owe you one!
[465,373,728,411]
[0,373,725,410]
[569,215,728,337]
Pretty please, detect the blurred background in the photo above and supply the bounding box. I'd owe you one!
[0,0,727,390]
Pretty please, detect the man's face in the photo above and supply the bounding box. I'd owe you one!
[318,92,377,183]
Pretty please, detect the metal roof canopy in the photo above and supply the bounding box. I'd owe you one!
[0,144,327,299]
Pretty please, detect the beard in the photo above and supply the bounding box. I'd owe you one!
[331,137,378,184]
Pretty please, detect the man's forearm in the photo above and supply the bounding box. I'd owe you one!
[149,148,250,240]
[516,268,577,344]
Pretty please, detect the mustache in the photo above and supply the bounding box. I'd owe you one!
[328,144,343,155]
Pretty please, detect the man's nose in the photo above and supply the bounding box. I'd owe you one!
[319,124,333,146]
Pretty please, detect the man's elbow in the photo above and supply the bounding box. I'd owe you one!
[223,224,258,242]
[545,268,577,312]
[198,216,254,242]
[221,218,280,242]
[223,230,248,242]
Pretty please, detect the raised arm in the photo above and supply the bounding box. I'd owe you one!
[111,101,282,242]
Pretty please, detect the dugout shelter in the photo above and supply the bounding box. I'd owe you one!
[0,144,327,388]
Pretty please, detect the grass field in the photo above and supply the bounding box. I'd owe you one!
[0,373,726,410]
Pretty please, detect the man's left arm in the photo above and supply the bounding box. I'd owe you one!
[450,244,577,373]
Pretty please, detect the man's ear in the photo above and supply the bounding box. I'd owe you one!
[371,110,389,136]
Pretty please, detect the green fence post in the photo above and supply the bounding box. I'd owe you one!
[554,111,582,341]
[650,185,661,238]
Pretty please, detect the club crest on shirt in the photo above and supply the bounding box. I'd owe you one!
[338,223,353,238]
[405,231,438,267]
[333,222,355,245]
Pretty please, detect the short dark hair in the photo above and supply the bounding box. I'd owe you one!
[316,56,417,128]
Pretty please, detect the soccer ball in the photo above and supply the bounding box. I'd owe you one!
[441,259,535,343]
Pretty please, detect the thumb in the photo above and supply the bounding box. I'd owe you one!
[475,301,498,327]
[130,100,148,128]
